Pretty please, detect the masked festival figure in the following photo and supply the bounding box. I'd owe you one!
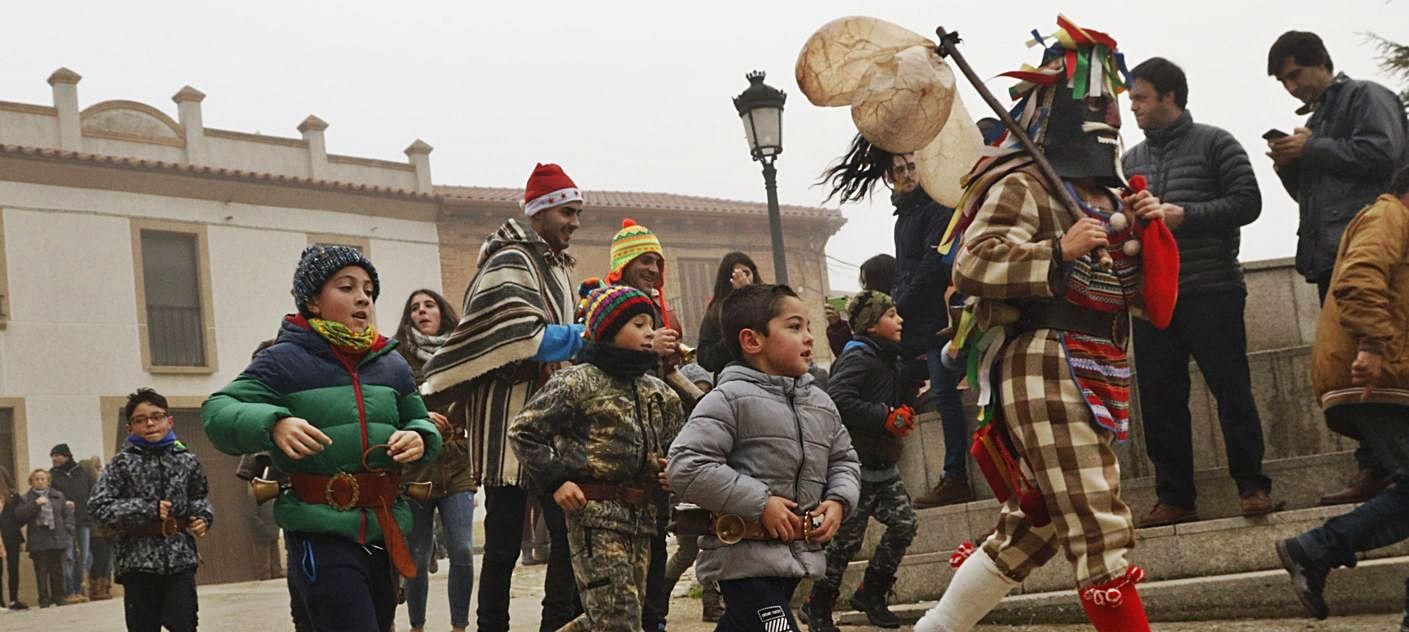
[906,17,1179,632]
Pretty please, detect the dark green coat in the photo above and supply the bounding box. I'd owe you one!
[203,315,443,544]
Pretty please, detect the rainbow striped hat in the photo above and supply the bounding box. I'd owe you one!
[583,285,658,342]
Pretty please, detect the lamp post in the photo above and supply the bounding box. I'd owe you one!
[733,70,789,285]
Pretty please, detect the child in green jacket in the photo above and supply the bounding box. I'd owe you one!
[203,245,442,632]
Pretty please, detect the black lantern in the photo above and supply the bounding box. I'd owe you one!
[733,71,786,161]
[732,71,789,285]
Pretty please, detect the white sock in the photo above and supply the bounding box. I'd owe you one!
[913,550,1020,632]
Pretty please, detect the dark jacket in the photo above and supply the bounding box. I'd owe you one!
[826,336,917,471]
[89,439,213,579]
[696,304,732,375]
[892,189,956,353]
[0,491,24,545]
[50,459,95,527]
[1275,73,1409,283]
[826,320,851,359]
[15,488,73,552]
[1122,110,1262,296]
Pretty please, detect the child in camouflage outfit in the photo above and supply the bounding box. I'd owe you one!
[89,388,213,632]
[510,285,684,632]
[801,290,919,631]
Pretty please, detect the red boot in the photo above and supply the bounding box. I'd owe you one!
[1078,566,1151,632]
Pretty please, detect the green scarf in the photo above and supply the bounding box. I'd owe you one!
[309,318,379,353]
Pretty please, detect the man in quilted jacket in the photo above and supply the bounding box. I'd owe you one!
[1121,56,1280,527]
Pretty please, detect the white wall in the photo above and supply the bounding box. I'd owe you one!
[0,110,59,148]
[0,181,441,469]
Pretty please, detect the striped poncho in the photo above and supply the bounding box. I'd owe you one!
[421,218,575,487]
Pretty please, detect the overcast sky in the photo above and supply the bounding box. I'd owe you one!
[3,1,1404,292]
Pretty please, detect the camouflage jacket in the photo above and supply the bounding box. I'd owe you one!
[89,439,213,579]
[509,363,684,534]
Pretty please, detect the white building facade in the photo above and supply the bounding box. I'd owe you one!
[0,69,444,583]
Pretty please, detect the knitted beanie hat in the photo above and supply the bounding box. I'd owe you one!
[605,219,664,287]
[847,290,895,335]
[583,285,657,342]
[50,443,73,459]
[291,245,380,316]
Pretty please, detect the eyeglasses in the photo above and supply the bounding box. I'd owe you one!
[128,412,172,426]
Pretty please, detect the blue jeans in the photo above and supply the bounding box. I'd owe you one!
[406,491,475,629]
[63,525,90,595]
[1295,404,1409,569]
[927,343,969,480]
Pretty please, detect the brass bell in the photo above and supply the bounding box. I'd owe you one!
[677,344,698,364]
[713,513,747,545]
[403,481,434,503]
[250,478,283,505]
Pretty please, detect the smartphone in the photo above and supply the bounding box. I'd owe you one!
[1262,128,1289,141]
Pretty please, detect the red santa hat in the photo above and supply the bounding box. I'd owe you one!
[520,163,583,216]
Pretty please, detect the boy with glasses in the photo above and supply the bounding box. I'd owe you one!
[90,388,212,632]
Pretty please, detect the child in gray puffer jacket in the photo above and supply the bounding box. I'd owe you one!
[668,284,860,632]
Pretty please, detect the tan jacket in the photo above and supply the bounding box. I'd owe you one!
[1312,194,1409,414]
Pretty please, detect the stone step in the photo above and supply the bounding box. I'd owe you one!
[836,555,1409,626]
[831,502,1409,606]
[852,450,1363,563]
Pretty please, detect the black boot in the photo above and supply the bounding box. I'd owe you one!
[799,584,841,632]
[850,570,902,629]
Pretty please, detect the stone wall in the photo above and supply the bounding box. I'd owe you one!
[901,257,1341,497]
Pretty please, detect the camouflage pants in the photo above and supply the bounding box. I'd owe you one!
[559,519,651,632]
[816,475,918,593]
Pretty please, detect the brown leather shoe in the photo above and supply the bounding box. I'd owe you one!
[1318,467,1393,506]
[1240,489,1287,517]
[1140,502,1199,527]
[913,477,975,509]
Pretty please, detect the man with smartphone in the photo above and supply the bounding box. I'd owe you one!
[1122,57,1278,527]
[1266,31,1409,505]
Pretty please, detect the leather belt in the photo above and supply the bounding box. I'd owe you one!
[670,506,818,544]
[121,516,194,538]
[577,479,652,506]
[1019,301,1122,340]
[289,471,417,579]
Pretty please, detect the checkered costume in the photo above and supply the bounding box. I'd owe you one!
[951,166,1140,589]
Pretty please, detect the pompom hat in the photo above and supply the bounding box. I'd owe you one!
[582,285,657,343]
[605,218,665,287]
[521,163,583,216]
[291,244,380,316]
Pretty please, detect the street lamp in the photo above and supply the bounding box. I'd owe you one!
[733,70,789,285]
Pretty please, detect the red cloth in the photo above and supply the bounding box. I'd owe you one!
[1126,176,1178,330]
[1140,219,1179,330]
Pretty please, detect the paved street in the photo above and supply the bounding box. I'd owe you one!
[0,552,1400,631]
